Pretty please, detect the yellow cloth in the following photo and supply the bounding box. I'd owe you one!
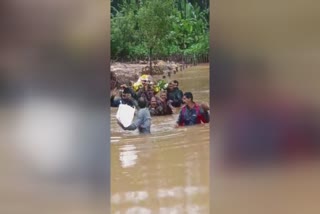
[133,82,142,92]
[153,86,160,94]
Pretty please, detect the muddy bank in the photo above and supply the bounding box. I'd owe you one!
[110,60,184,90]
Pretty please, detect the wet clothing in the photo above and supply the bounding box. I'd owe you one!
[122,108,151,134]
[177,103,210,126]
[127,87,139,100]
[110,96,138,108]
[167,88,183,107]
[149,106,162,116]
[136,87,154,104]
[149,98,173,116]
[160,99,173,115]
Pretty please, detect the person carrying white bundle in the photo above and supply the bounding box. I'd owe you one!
[117,97,151,134]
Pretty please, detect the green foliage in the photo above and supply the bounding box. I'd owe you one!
[156,79,168,90]
[111,0,209,61]
[137,0,174,49]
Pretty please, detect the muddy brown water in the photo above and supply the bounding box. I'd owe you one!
[111,64,210,213]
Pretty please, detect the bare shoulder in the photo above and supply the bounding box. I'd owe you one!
[200,103,210,111]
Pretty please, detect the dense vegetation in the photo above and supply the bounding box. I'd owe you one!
[111,0,209,65]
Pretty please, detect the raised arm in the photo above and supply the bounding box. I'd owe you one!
[120,110,144,131]
[110,89,121,107]
[199,107,210,123]
[111,96,121,107]
[127,87,138,100]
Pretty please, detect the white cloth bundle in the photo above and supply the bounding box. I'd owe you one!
[116,104,135,128]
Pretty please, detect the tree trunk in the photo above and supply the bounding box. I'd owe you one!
[149,47,153,75]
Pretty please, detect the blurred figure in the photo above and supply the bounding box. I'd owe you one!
[214,55,320,167]
[0,0,110,213]
[0,71,8,103]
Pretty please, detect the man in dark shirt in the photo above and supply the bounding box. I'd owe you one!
[173,80,182,91]
[174,80,183,105]
[136,81,154,105]
[110,87,138,108]
[175,92,210,127]
[167,81,183,107]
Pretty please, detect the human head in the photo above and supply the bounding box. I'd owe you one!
[150,96,157,107]
[138,97,147,108]
[122,87,131,99]
[140,75,150,86]
[183,92,193,104]
[148,82,154,90]
[173,80,179,88]
[167,82,174,91]
[160,91,167,100]
[141,79,148,86]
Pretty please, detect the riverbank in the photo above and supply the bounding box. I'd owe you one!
[110,60,193,90]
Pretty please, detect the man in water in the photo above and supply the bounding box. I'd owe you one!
[136,80,155,105]
[167,81,183,107]
[149,93,173,116]
[158,91,173,115]
[110,87,138,108]
[149,96,162,116]
[173,80,183,93]
[175,92,210,127]
[117,97,151,134]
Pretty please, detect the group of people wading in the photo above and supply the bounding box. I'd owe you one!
[111,75,210,134]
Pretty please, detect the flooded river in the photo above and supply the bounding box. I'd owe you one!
[110,64,210,213]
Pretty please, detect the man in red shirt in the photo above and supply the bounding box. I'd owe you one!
[175,92,210,127]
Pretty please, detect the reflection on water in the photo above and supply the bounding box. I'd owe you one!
[119,145,138,168]
[111,64,210,213]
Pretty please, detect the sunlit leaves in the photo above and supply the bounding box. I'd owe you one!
[111,0,209,60]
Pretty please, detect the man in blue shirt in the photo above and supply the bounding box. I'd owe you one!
[117,97,151,134]
[175,92,210,127]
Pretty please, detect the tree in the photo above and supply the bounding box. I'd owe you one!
[111,0,140,60]
[137,0,174,74]
[111,0,209,63]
